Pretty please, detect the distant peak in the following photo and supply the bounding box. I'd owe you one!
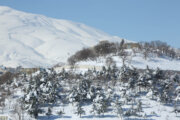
[0,6,15,15]
[0,6,12,10]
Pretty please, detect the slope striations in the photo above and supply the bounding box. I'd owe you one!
[0,6,124,68]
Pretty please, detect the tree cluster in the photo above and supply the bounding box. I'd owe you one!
[9,64,180,119]
[68,40,179,66]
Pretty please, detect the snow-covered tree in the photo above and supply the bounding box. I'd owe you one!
[27,94,42,118]
[22,68,62,118]
[69,79,94,104]
[137,66,153,92]
[136,99,143,112]
[57,109,65,117]
[112,98,123,118]
[74,102,85,117]
[69,86,81,104]
[46,107,52,118]
[175,86,180,104]
[91,89,108,116]
[159,79,174,103]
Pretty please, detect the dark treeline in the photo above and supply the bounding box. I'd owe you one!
[68,40,180,65]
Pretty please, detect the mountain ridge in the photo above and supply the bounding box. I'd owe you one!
[0,6,125,68]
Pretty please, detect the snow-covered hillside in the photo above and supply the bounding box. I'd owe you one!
[0,6,124,68]
[75,54,180,71]
[0,6,179,71]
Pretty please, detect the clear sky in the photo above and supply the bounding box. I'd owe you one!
[0,0,180,48]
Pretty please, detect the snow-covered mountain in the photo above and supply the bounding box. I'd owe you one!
[0,6,124,68]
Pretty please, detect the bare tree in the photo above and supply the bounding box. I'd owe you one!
[117,39,129,66]
[12,103,25,120]
[0,99,5,114]
[142,42,150,60]
[119,51,128,66]
[105,57,115,68]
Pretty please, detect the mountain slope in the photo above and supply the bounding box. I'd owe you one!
[0,6,124,68]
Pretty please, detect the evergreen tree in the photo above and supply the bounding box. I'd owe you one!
[74,102,85,117]
[22,68,62,118]
[112,98,123,118]
[57,109,65,117]
[69,79,93,104]
[175,86,180,104]
[46,107,52,118]
[27,94,42,118]
[91,90,108,116]
[69,86,81,104]
[137,67,152,92]
[136,100,143,112]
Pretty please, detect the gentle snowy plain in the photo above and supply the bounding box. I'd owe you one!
[76,55,180,71]
[55,52,180,72]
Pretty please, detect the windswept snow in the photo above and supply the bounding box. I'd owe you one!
[0,6,124,68]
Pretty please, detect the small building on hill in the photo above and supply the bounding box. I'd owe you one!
[124,43,140,49]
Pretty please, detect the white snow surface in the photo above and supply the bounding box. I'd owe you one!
[0,6,125,68]
[76,54,180,71]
